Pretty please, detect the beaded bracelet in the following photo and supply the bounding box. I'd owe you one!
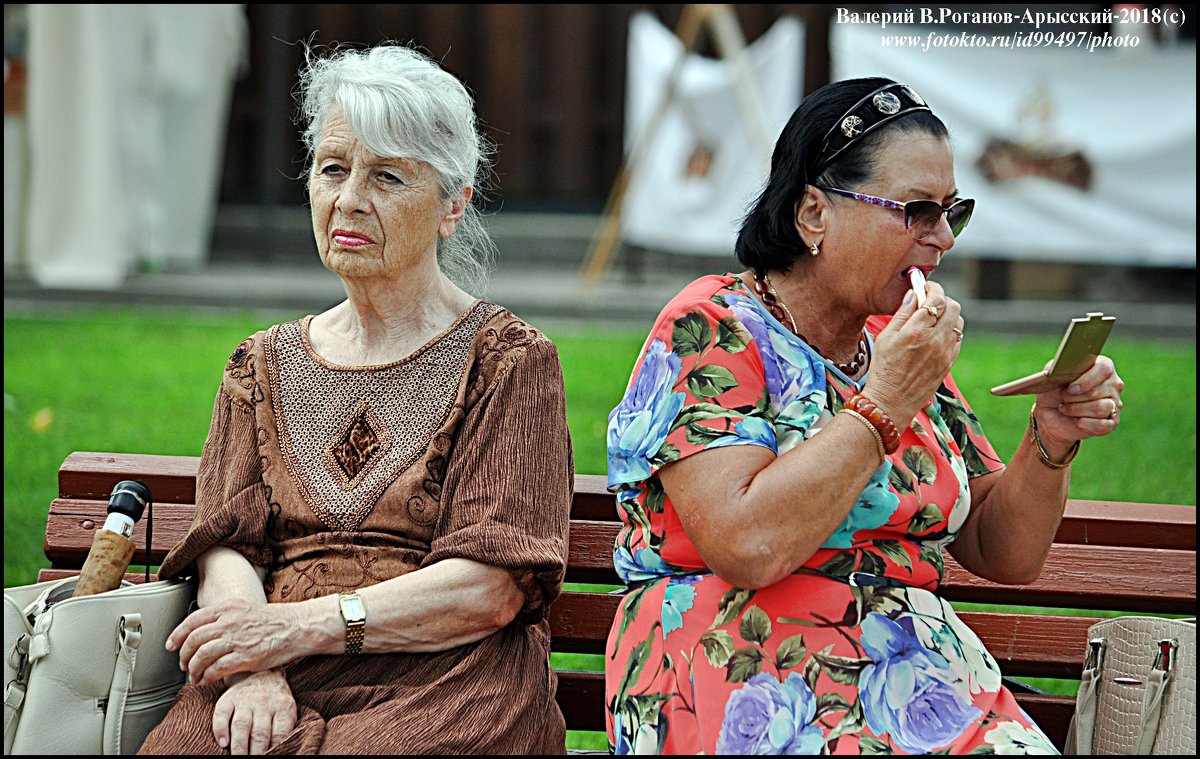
[1028,404,1080,470]
[840,408,887,464]
[845,394,902,454]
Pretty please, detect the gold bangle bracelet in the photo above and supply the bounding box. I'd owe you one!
[1028,404,1080,470]
[840,408,887,465]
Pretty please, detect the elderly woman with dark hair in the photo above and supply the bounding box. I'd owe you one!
[137,43,572,755]
[604,78,1124,755]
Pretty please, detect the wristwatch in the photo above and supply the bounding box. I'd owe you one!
[337,591,366,655]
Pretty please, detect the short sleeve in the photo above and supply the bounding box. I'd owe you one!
[933,373,1005,479]
[158,380,272,580]
[424,338,573,625]
[607,295,778,491]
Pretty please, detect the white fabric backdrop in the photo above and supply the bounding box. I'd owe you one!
[26,5,247,289]
[620,13,804,257]
[831,23,1196,267]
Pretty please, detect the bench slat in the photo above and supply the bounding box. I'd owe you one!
[46,501,1196,613]
[38,568,160,584]
[568,522,1197,613]
[1056,499,1196,550]
[45,499,194,567]
[59,452,202,504]
[941,545,1196,613]
[55,452,1196,549]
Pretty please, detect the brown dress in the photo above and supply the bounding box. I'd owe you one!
[138,302,573,755]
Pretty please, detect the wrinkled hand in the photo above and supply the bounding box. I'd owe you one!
[1032,355,1125,452]
[865,280,965,426]
[214,669,297,755]
[167,598,303,685]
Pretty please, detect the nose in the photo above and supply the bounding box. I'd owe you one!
[335,171,372,215]
[924,210,956,255]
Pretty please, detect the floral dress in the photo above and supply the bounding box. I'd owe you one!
[604,274,1059,755]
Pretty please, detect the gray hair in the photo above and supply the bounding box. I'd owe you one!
[296,43,496,295]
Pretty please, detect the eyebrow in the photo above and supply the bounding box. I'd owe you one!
[901,186,959,198]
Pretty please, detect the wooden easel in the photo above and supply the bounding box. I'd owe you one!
[579,4,777,289]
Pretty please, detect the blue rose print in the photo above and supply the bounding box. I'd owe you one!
[859,612,982,754]
[613,706,667,755]
[662,575,701,635]
[726,294,824,409]
[822,462,900,549]
[716,672,824,754]
[707,416,778,452]
[607,339,687,488]
[614,546,672,585]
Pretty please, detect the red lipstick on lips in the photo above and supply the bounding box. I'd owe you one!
[332,229,375,247]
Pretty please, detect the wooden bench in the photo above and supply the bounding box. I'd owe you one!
[42,451,1196,751]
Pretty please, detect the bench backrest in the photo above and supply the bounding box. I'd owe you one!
[42,452,1196,748]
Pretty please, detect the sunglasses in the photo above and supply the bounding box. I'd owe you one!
[819,187,975,240]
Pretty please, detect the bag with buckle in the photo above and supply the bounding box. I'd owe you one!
[1066,616,1196,755]
[3,575,196,755]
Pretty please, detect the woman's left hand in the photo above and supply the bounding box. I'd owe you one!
[167,598,308,685]
[1032,355,1125,451]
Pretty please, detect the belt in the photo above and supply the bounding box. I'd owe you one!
[619,568,910,593]
[844,571,911,589]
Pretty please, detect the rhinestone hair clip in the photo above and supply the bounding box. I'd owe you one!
[813,82,932,177]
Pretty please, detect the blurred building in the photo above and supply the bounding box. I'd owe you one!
[215,5,838,211]
[5,4,1196,303]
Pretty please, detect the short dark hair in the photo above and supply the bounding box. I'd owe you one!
[735,77,949,272]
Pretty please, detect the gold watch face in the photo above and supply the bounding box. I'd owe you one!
[339,592,365,622]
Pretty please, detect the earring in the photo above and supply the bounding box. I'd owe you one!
[810,242,820,256]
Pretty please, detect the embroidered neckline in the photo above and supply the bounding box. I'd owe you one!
[299,300,490,372]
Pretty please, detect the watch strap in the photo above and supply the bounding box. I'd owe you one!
[338,591,366,655]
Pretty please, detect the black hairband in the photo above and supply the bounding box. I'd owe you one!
[814,82,932,177]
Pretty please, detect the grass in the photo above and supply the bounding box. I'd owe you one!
[4,306,1195,749]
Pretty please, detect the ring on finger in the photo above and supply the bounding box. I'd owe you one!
[951,326,963,342]
[923,305,940,319]
[1108,401,1119,419]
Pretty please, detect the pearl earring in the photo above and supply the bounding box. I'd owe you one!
[810,242,820,256]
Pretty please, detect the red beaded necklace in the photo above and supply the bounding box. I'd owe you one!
[750,269,868,376]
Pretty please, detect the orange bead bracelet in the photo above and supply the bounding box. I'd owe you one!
[845,394,902,454]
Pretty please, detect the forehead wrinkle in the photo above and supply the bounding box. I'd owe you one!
[315,138,422,176]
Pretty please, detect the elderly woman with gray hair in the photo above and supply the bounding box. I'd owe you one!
[138,43,572,755]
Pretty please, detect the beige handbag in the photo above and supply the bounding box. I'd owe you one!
[3,576,196,755]
[1067,616,1196,755]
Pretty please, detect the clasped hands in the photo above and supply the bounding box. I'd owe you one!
[167,598,307,754]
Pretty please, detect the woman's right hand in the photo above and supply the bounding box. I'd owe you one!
[865,280,964,427]
[213,668,296,755]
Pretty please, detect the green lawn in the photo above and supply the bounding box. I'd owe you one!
[4,306,1195,750]
[5,305,1195,584]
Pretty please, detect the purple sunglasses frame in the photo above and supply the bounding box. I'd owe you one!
[819,187,975,239]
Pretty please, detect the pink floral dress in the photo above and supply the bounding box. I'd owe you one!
[604,274,1059,755]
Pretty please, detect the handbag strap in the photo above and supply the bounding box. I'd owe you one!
[1134,638,1178,754]
[144,499,153,584]
[1072,637,1105,755]
[102,613,143,755]
[3,635,32,751]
